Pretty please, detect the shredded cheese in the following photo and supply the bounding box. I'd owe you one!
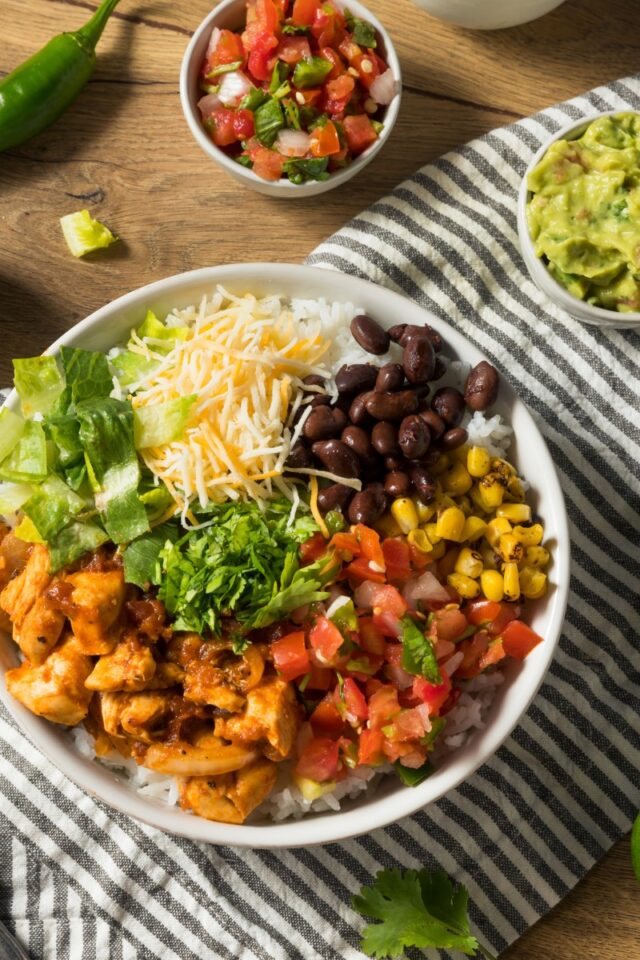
[309,475,329,539]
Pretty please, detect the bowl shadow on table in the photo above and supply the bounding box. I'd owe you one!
[0,274,66,387]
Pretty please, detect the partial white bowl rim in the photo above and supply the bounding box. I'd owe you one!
[0,263,570,848]
[517,109,640,327]
[179,0,402,194]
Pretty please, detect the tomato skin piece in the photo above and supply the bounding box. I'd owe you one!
[457,630,490,679]
[271,631,309,682]
[501,620,544,660]
[300,532,327,565]
[340,677,368,724]
[310,693,345,736]
[292,0,319,25]
[309,615,344,664]
[310,119,341,157]
[343,114,378,154]
[412,672,452,716]
[368,685,401,729]
[488,603,521,636]
[383,538,411,582]
[344,557,386,583]
[331,531,360,557]
[353,524,385,571]
[477,639,506,672]
[466,599,502,626]
[358,617,385,655]
[232,109,255,140]
[208,108,241,147]
[206,29,246,72]
[295,737,340,781]
[277,35,312,63]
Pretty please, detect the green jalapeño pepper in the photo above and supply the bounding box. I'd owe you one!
[0,0,121,153]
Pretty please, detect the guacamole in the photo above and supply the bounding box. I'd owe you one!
[527,112,640,313]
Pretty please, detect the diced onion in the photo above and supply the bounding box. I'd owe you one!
[205,27,221,61]
[386,663,414,690]
[275,129,312,157]
[415,703,432,731]
[218,70,254,108]
[197,92,222,118]
[369,69,397,106]
[354,580,379,609]
[325,594,351,620]
[442,651,464,677]
[403,571,451,606]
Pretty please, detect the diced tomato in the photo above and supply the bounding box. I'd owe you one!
[331,531,360,557]
[353,524,385,571]
[306,663,333,690]
[311,2,345,48]
[358,617,385,656]
[387,707,428,742]
[256,0,280,33]
[466,599,503,626]
[338,35,361,63]
[206,29,245,72]
[382,538,411,583]
[300,532,327,565]
[433,607,469,643]
[295,737,340,781]
[292,0,318,25]
[368,685,400,729]
[412,672,452,716]
[383,642,403,665]
[310,119,341,157]
[358,728,384,766]
[208,108,242,147]
[344,557,386,583]
[343,114,378,154]
[488,603,521,636]
[382,737,417,762]
[310,692,344,736]
[232,109,255,139]
[340,677,368,724]
[372,610,402,638]
[249,143,285,179]
[320,46,344,80]
[396,748,428,769]
[247,45,274,80]
[325,72,355,102]
[478,639,506,672]
[409,542,432,570]
[271,631,309,682]
[365,677,384,699]
[368,584,408,618]
[457,629,490,679]
[309,615,344,663]
[277,35,312,63]
[501,620,544,660]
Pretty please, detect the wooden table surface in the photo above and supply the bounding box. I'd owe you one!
[1,0,638,954]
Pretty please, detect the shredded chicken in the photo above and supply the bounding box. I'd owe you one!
[58,569,125,654]
[179,758,277,824]
[86,633,157,692]
[6,634,93,726]
[214,676,301,761]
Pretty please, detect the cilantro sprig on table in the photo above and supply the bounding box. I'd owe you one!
[353,869,497,960]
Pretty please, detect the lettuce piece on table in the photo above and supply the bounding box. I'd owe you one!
[60,209,118,258]
[12,356,66,417]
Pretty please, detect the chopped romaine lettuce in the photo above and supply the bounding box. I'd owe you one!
[22,475,85,541]
[47,521,110,572]
[139,485,174,524]
[60,346,113,407]
[60,209,118,258]
[44,415,84,468]
[133,396,196,449]
[0,482,33,514]
[0,421,48,483]
[12,357,66,417]
[0,408,26,462]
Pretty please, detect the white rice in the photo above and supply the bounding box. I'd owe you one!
[68,294,515,821]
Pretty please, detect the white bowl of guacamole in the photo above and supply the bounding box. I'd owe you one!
[518,111,640,328]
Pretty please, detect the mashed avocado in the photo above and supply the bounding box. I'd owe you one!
[527,112,640,312]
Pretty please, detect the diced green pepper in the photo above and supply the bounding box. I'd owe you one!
[293,56,333,89]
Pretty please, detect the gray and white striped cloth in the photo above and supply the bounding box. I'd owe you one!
[2,74,640,960]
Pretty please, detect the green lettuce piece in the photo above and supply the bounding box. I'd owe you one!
[111,311,189,388]
[0,408,26,462]
[76,398,149,544]
[60,346,113,407]
[133,396,196,449]
[48,521,110,573]
[44,414,84,468]
[140,485,174,524]
[400,616,442,685]
[137,310,189,345]
[0,422,48,483]
[110,351,160,387]
[64,462,88,492]
[59,209,118,258]
[22,475,85,541]
[123,523,179,589]
[0,482,33,515]
[13,357,66,417]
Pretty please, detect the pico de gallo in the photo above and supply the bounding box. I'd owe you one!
[267,521,544,794]
[197,0,397,183]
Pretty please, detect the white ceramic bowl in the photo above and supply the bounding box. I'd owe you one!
[179,0,401,197]
[411,0,565,30]
[0,264,569,848]
[518,111,640,329]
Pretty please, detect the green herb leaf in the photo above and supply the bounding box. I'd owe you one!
[206,59,242,78]
[123,523,178,589]
[632,811,640,883]
[293,56,333,89]
[255,97,285,147]
[0,421,48,483]
[393,758,434,787]
[240,88,270,112]
[269,61,291,95]
[235,155,254,169]
[282,22,310,34]
[283,156,330,184]
[353,869,482,958]
[12,357,66,418]
[60,346,113,408]
[400,616,442,684]
[350,17,377,47]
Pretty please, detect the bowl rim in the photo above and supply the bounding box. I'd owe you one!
[0,263,570,848]
[517,109,640,328]
[178,0,402,195]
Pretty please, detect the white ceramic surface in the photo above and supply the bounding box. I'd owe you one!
[518,111,640,329]
[0,264,570,848]
[179,0,401,197]
[411,0,565,30]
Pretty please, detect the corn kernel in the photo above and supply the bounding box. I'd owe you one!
[481,545,500,570]
[439,548,459,579]
[498,533,524,563]
[437,494,458,513]
[376,512,402,538]
[519,566,548,599]
[513,523,544,546]
[496,503,532,523]
[480,569,504,602]
[425,522,442,545]
[505,475,526,502]
[455,547,483,578]
[477,474,505,509]
[491,457,516,478]
[462,515,487,542]
[391,498,419,534]
[485,517,512,548]
[469,484,489,514]
[431,453,450,476]
[524,546,550,568]
[443,461,473,497]
[435,506,466,542]
[415,500,436,523]
[467,446,491,478]
[502,561,520,600]
[447,572,481,599]
[450,443,470,464]
[457,495,473,516]
[430,541,446,560]
[407,528,432,554]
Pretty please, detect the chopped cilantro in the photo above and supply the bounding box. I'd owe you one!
[400,616,442,684]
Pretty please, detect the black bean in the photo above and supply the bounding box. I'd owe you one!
[309,394,331,408]
[317,482,354,514]
[311,439,361,478]
[303,374,326,388]
[303,406,347,441]
[419,409,446,441]
[335,363,378,395]
[341,425,378,467]
[350,315,390,356]
[410,464,437,504]
[365,390,419,421]
[403,336,436,384]
[384,455,405,471]
[371,421,400,456]
[431,356,447,381]
[286,442,313,468]
[398,414,431,460]
[440,427,468,451]
[348,483,387,524]
[464,361,499,411]
[375,362,405,392]
[396,323,443,352]
[432,387,465,427]
[348,391,375,426]
[384,470,410,498]
[388,323,407,343]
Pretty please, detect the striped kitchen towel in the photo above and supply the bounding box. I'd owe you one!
[1,77,640,960]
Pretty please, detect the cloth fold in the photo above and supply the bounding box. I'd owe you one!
[1,75,640,960]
